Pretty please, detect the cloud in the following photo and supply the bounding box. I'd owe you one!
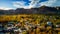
[0,7,15,10]
[13,0,40,9]
[13,1,26,8]
[0,0,60,10]
[40,0,56,6]
[29,0,40,8]
[40,0,60,7]
[13,0,60,9]
[52,0,60,7]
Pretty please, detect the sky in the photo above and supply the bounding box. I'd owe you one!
[0,0,60,10]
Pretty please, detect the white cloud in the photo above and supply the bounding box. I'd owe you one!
[13,0,60,9]
[52,0,60,7]
[40,0,60,7]
[13,0,40,9]
[0,7,15,10]
[13,1,26,8]
[29,0,40,8]
[13,1,31,9]
[0,0,60,10]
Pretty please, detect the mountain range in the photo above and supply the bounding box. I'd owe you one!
[0,6,60,15]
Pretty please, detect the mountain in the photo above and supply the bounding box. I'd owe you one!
[0,6,60,15]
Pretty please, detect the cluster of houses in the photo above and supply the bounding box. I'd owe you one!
[0,16,60,34]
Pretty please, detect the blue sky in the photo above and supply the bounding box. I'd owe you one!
[0,0,60,10]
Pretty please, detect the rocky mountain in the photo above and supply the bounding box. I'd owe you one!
[0,6,60,15]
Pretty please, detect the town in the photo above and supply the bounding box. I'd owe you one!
[0,14,60,34]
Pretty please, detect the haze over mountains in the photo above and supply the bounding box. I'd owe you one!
[0,6,60,15]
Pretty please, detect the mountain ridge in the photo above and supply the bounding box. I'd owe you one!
[0,6,60,15]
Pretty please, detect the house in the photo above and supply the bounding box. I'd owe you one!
[47,21,52,26]
[56,24,60,28]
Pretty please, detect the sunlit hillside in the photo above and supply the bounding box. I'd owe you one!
[0,14,60,24]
